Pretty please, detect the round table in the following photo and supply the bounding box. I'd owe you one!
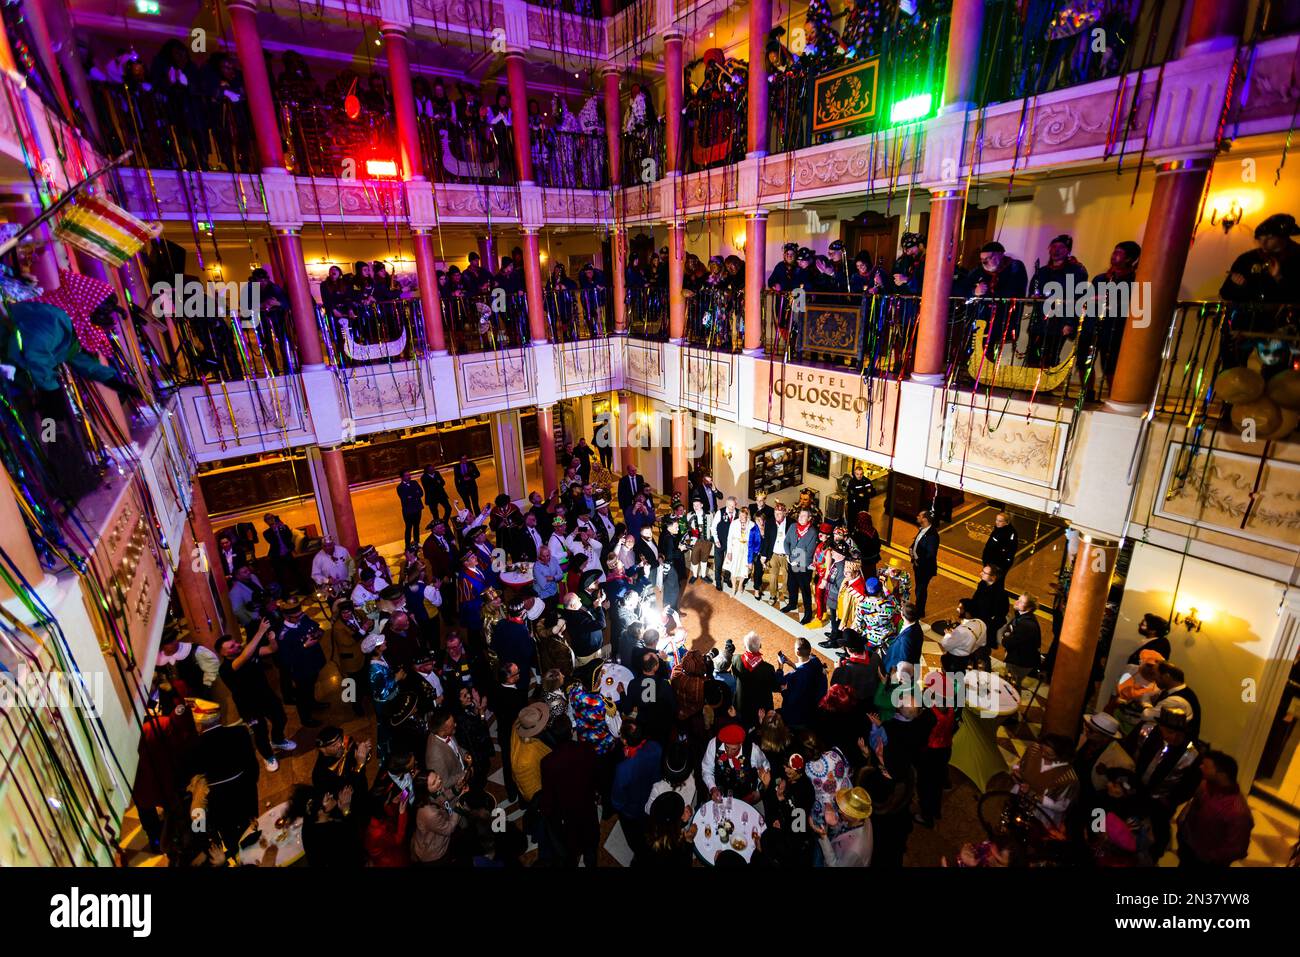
[691,798,766,865]
[238,800,305,866]
[498,566,534,588]
[949,670,1021,793]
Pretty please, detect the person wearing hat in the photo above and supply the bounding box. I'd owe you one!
[1126,612,1172,665]
[275,596,326,727]
[702,720,770,804]
[1127,704,1201,858]
[1221,211,1300,304]
[825,239,849,293]
[491,599,537,682]
[1029,234,1089,366]
[1079,239,1141,398]
[1147,662,1202,742]
[589,495,618,547]
[768,241,801,291]
[814,787,874,867]
[510,701,552,807]
[1073,711,1132,802]
[455,551,491,644]
[893,232,926,294]
[310,535,354,594]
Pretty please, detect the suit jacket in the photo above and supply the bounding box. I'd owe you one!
[911,526,939,577]
[263,524,295,559]
[512,525,544,562]
[883,622,924,674]
[1154,685,1202,742]
[425,733,468,799]
[691,483,722,512]
[618,474,648,516]
[423,532,459,581]
[749,503,775,527]
[784,522,818,571]
[454,461,481,489]
[421,469,448,502]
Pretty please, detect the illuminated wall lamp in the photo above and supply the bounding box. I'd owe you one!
[732,231,746,252]
[1210,200,1245,234]
[365,159,398,178]
[1172,607,1203,633]
[718,442,735,461]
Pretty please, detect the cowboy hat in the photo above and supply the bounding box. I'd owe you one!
[514,701,550,739]
[835,786,874,821]
[1084,712,1123,740]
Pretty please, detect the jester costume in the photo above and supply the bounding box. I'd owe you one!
[457,561,490,641]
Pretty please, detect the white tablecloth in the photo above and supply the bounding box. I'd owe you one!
[238,800,304,866]
[691,798,765,864]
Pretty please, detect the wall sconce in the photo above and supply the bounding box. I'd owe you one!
[733,231,746,251]
[1211,200,1245,234]
[1172,607,1204,632]
[719,442,735,461]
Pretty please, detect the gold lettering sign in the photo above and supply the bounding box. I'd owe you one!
[751,360,898,455]
[811,58,880,134]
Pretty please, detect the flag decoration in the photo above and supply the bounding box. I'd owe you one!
[53,195,160,268]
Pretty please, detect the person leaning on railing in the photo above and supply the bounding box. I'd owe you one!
[1220,213,1300,307]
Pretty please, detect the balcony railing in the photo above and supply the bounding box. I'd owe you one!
[626,286,669,341]
[623,117,665,187]
[545,286,610,344]
[442,290,531,353]
[535,130,609,190]
[418,117,517,186]
[685,287,744,351]
[761,291,919,375]
[320,299,426,369]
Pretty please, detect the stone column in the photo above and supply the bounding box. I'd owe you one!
[611,225,628,333]
[664,32,685,174]
[174,525,223,646]
[669,408,690,501]
[537,404,559,495]
[942,0,985,113]
[744,210,768,353]
[226,0,285,170]
[602,66,622,186]
[619,391,637,473]
[668,220,686,342]
[412,230,448,354]
[747,0,772,156]
[493,410,527,499]
[912,188,964,383]
[1105,156,1213,413]
[382,23,425,181]
[506,52,535,184]
[189,480,236,629]
[1042,534,1119,740]
[320,447,360,553]
[272,229,324,367]
[522,228,549,344]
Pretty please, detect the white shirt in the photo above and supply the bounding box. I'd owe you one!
[311,546,352,586]
[941,618,987,656]
[351,581,382,607]
[546,532,570,566]
[700,739,771,793]
[772,519,788,556]
[566,535,605,579]
[418,669,445,701]
[645,777,698,815]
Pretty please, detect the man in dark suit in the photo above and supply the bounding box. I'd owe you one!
[573,437,594,483]
[1152,663,1202,742]
[487,661,530,802]
[776,638,827,730]
[617,464,648,518]
[691,473,722,512]
[421,464,451,523]
[512,511,544,562]
[981,511,1019,588]
[910,510,939,617]
[396,470,425,550]
[454,454,481,514]
[262,513,299,593]
[216,532,244,582]
[422,518,460,601]
[748,490,775,526]
[883,602,924,675]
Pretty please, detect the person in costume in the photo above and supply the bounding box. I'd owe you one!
[701,722,771,804]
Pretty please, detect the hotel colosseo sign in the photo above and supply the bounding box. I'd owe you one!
[752,361,897,455]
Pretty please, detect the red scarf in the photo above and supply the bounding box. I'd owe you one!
[795,521,811,536]
[741,651,763,670]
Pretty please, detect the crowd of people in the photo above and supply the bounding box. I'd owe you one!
[139,437,1264,869]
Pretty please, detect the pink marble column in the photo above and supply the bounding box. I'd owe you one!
[227,0,285,170]
[747,0,772,155]
[506,53,534,184]
[611,225,628,334]
[602,67,622,186]
[383,24,425,180]
[912,189,963,382]
[523,228,549,343]
[943,0,985,112]
[744,211,767,352]
[664,33,685,175]
[412,231,449,354]
[273,229,324,366]
[668,221,686,342]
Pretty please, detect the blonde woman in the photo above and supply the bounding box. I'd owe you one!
[724,508,754,596]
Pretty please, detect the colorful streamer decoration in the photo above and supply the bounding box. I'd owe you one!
[52,194,161,268]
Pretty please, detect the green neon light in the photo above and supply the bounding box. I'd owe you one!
[135,0,161,14]
[890,93,933,125]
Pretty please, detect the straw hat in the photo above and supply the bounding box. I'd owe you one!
[834,786,874,821]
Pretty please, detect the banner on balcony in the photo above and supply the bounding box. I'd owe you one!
[798,302,866,359]
[751,360,897,456]
[811,57,882,135]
